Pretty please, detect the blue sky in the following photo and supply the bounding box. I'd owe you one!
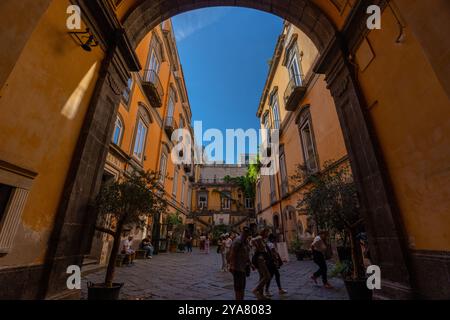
[172,7,282,163]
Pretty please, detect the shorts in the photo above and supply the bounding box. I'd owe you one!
[232,271,247,292]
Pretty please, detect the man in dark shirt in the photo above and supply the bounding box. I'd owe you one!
[229,227,251,300]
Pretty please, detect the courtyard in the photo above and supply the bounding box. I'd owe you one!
[81,248,348,300]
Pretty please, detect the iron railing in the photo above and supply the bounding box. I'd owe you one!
[141,69,164,100]
[284,72,305,104]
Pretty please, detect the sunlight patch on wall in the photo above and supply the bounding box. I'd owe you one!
[61,62,97,120]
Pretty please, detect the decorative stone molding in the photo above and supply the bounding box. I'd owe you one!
[0,188,29,254]
[0,160,36,254]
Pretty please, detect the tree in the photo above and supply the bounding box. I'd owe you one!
[295,162,365,280]
[94,170,168,287]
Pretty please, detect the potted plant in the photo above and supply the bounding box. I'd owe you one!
[167,212,183,252]
[296,162,372,300]
[290,237,308,260]
[88,170,167,300]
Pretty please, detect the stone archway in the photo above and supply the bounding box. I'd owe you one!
[42,0,414,300]
[123,0,337,53]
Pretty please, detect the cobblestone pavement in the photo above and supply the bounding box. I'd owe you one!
[82,247,348,300]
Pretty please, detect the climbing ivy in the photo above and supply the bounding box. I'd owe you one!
[223,159,260,199]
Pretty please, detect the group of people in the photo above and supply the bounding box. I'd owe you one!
[217,232,235,272]
[225,227,288,300]
[227,227,334,300]
[120,235,154,265]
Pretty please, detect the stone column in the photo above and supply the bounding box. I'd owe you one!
[39,46,129,299]
[320,40,413,299]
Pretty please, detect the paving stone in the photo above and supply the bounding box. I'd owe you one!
[82,247,348,300]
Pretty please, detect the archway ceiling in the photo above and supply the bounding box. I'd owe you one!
[117,0,354,53]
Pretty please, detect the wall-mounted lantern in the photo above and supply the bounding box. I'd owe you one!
[69,28,99,52]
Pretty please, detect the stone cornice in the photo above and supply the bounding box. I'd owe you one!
[256,34,286,117]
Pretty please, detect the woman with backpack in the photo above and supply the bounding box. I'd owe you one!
[264,233,288,296]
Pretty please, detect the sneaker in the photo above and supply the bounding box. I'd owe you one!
[264,291,273,297]
[279,289,288,295]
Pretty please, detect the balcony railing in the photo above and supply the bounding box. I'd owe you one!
[164,116,177,136]
[183,163,192,173]
[284,73,306,111]
[141,69,163,108]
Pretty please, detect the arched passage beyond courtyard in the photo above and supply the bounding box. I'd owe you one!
[0,0,449,300]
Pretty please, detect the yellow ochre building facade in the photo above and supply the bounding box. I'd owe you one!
[0,0,448,299]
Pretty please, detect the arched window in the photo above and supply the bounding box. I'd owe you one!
[112,116,123,146]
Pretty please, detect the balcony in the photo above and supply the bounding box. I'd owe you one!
[164,116,177,137]
[184,163,192,173]
[141,69,163,108]
[284,74,307,111]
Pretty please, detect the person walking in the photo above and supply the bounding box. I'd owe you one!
[311,231,333,289]
[217,235,227,271]
[224,233,232,270]
[205,234,210,254]
[229,227,251,300]
[184,233,193,253]
[264,234,287,296]
[250,228,272,300]
[199,233,206,253]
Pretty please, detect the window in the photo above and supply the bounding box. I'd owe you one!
[280,145,288,196]
[0,184,13,224]
[270,92,281,129]
[288,50,302,86]
[269,168,277,203]
[0,161,35,254]
[172,169,178,197]
[166,91,175,126]
[112,116,123,145]
[159,153,168,184]
[300,119,318,172]
[133,118,147,161]
[122,77,133,104]
[221,192,231,210]
[245,197,253,209]
[262,111,271,144]
[187,188,192,209]
[198,192,208,209]
[149,50,160,73]
[180,177,186,205]
[179,116,184,129]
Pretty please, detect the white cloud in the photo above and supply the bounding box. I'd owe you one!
[173,7,232,42]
